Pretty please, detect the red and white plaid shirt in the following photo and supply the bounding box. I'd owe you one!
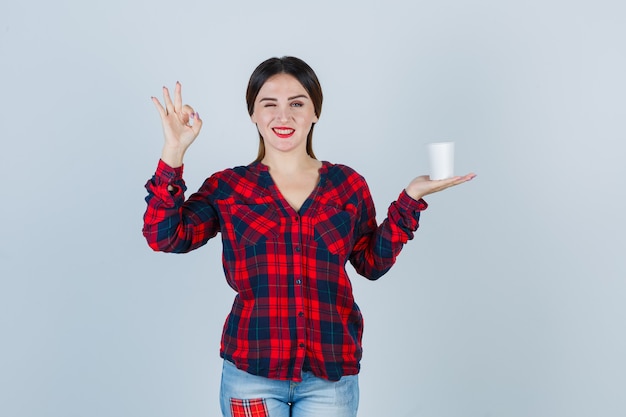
[143,159,427,381]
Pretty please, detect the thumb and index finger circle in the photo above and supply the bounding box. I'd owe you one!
[180,104,196,125]
[152,84,203,133]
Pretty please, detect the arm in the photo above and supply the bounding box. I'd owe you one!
[142,82,218,253]
[349,172,476,279]
[142,160,220,253]
[349,184,427,280]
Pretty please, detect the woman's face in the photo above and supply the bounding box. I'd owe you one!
[251,73,318,157]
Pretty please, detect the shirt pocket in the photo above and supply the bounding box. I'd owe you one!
[228,203,280,247]
[313,204,356,256]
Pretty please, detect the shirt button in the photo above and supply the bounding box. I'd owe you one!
[296,279,302,285]
[299,343,305,348]
[295,246,301,253]
[298,311,304,317]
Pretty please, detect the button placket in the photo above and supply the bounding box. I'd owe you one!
[292,213,306,369]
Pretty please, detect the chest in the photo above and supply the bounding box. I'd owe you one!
[270,172,320,213]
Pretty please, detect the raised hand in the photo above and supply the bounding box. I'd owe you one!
[405,173,477,201]
[152,82,203,168]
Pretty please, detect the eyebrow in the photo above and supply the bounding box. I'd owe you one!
[259,94,309,102]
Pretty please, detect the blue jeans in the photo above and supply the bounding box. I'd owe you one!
[220,360,359,417]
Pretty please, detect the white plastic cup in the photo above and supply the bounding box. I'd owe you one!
[428,142,455,180]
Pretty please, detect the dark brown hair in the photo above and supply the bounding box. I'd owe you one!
[246,56,323,162]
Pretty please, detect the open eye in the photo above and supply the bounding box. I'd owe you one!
[290,102,303,108]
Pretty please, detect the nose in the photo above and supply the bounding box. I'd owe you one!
[276,105,290,122]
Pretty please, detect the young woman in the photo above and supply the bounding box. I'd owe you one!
[143,56,475,417]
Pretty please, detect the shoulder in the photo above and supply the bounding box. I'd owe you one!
[320,161,371,204]
[201,163,269,199]
[207,163,263,182]
[322,161,368,188]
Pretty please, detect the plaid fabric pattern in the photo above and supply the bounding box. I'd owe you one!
[230,398,268,417]
[143,159,427,381]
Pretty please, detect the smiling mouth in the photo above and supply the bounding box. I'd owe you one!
[272,127,295,138]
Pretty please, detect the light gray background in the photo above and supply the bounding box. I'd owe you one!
[1,0,625,416]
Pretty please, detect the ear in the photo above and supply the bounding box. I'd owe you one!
[250,112,257,124]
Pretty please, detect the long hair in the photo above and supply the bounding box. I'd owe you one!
[246,56,323,162]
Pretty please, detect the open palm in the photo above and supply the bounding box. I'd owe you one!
[405,173,477,201]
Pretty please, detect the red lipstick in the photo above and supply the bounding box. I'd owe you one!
[272,127,295,139]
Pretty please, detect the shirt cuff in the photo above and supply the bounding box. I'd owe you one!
[398,190,428,212]
[155,159,184,183]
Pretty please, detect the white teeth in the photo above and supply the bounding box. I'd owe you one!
[273,128,294,134]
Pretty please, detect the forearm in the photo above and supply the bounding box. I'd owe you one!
[350,191,427,279]
[160,144,186,169]
[142,160,219,253]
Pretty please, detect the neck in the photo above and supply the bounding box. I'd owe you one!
[261,151,319,175]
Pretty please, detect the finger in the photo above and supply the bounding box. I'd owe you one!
[182,104,195,114]
[452,173,476,184]
[151,96,166,118]
[163,86,175,115]
[176,104,194,126]
[446,173,476,187]
[190,112,203,135]
[174,81,182,113]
